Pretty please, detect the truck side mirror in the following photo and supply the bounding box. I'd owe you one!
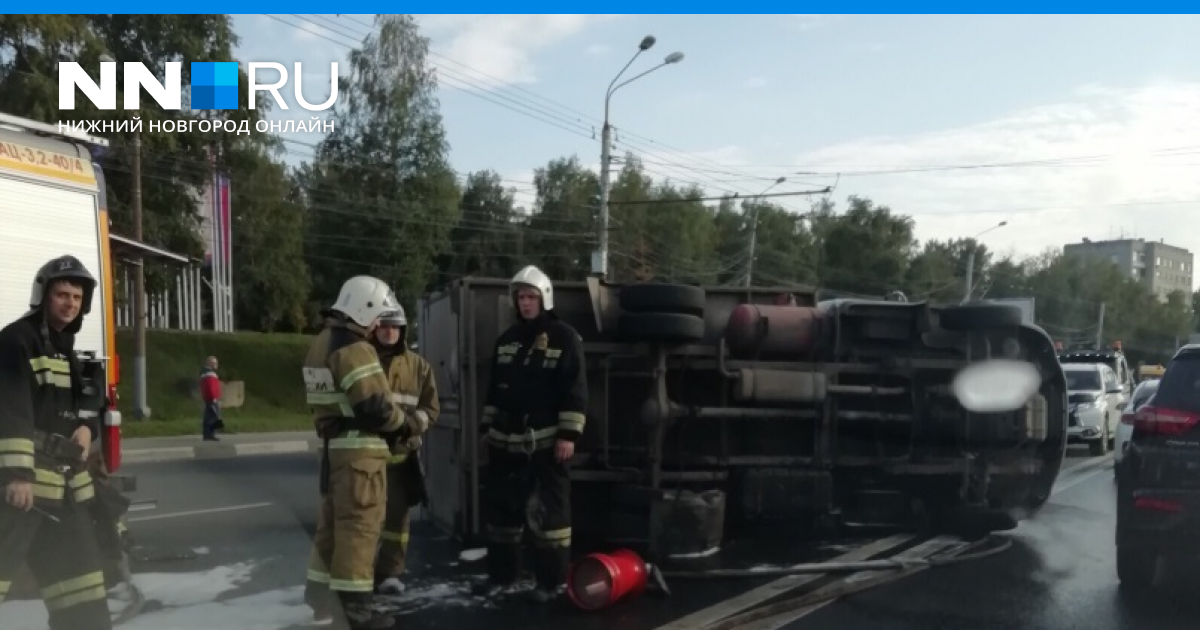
[952,359,1042,413]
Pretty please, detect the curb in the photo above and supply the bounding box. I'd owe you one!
[122,439,321,464]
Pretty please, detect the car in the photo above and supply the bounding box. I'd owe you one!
[1114,379,1158,473]
[1063,363,1122,455]
[1115,344,1200,590]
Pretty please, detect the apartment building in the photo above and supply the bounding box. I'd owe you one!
[1063,237,1194,301]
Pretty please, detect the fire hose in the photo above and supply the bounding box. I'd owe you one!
[657,535,1013,630]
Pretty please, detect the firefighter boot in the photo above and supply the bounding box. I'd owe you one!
[341,601,395,630]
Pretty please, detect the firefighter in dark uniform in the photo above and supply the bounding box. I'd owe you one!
[0,255,112,630]
[302,275,410,629]
[369,301,440,595]
[473,265,588,603]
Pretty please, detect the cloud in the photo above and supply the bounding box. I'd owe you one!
[416,15,623,86]
[744,77,768,89]
[786,15,843,32]
[780,81,1200,269]
[585,43,610,57]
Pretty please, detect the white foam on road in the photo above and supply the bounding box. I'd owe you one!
[1,562,520,629]
[458,547,487,562]
[0,562,315,630]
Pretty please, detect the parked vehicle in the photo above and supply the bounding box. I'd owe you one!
[1115,379,1159,471]
[1116,343,1200,590]
[1063,363,1123,456]
[417,280,1068,552]
[1059,347,1135,398]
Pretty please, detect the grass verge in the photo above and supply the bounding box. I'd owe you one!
[114,328,312,437]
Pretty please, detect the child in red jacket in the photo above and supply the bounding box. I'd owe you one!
[200,356,224,441]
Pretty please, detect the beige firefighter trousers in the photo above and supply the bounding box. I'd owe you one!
[304,449,388,604]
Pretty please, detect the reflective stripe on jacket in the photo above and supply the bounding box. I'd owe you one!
[481,314,588,449]
[381,350,439,462]
[0,315,97,492]
[303,318,406,451]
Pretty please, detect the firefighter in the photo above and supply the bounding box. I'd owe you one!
[369,301,439,595]
[302,275,411,630]
[473,265,588,603]
[0,255,112,630]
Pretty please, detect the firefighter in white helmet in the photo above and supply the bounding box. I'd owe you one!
[301,276,408,629]
[473,265,588,603]
[369,297,439,595]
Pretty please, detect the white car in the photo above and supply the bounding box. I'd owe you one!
[1063,363,1123,456]
[1114,379,1159,469]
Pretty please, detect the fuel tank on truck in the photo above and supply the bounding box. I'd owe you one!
[724,304,828,360]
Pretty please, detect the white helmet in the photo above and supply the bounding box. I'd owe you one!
[510,265,554,311]
[379,292,407,327]
[331,275,397,328]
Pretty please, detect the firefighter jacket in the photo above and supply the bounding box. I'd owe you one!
[375,342,440,464]
[480,312,588,453]
[0,314,98,507]
[303,317,408,453]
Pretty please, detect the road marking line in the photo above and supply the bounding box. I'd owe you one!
[729,535,964,630]
[1051,463,1111,497]
[128,501,274,523]
[649,534,915,630]
[1060,453,1109,474]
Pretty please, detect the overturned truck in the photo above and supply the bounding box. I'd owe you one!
[417,279,1068,552]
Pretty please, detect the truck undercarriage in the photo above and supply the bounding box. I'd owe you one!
[419,279,1068,556]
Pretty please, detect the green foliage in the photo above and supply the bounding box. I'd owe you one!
[114,329,311,429]
[2,13,1191,369]
[298,14,459,320]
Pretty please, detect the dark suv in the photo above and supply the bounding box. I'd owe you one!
[1115,344,1200,590]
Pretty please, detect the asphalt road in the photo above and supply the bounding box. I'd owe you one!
[4,445,1183,630]
[783,448,1200,630]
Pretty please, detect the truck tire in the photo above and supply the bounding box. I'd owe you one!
[619,283,706,317]
[939,303,1023,331]
[618,313,705,344]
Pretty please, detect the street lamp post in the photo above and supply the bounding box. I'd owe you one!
[592,36,685,279]
[744,177,787,287]
[962,220,1008,303]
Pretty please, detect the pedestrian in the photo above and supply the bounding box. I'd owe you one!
[0,255,113,630]
[368,300,440,595]
[302,275,411,629]
[200,356,223,441]
[473,265,588,603]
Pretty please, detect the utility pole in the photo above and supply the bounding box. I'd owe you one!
[132,129,150,420]
[744,176,787,287]
[962,248,975,303]
[591,36,684,280]
[961,220,1008,303]
[1095,301,1107,351]
[595,121,613,279]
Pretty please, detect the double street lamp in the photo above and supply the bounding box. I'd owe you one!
[592,35,685,278]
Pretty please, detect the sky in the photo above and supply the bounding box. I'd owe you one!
[231,14,1200,288]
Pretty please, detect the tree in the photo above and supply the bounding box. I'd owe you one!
[817,196,916,295]
[224,142,310,332]
[301,14,460,312]
[524,155,598,281]
[438,170,521,279]
[0,15,305,330]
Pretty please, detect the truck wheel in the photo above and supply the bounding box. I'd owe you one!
[939,304,1023,331]
[618,313,705,344]
[620,283,706,317]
